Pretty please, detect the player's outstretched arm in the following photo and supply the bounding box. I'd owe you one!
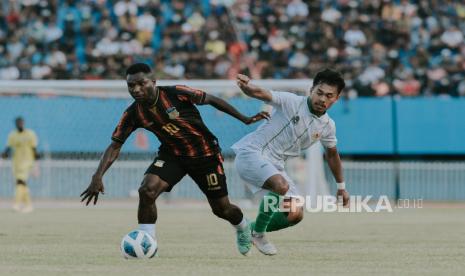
[236,74,273,102]
[204,94,270,125]
[80,141,122,206]
[325,146,350,207]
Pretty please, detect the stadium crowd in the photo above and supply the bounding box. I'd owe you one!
[0,0,464,97]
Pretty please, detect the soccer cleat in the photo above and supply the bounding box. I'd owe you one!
[252,232,277,255]
[12,203,22,212]
[152,240,159,258]
[21,205,34,213]
[236,220,252,256]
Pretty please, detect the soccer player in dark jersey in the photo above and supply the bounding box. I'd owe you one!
[80,63,269,256]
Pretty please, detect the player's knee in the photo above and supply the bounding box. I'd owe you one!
[274,179,289,195]
[138,181,157,202]
[139,175,168,202]
[287,208,304,225]
[264,175,289,195]
[138,185,155,203]
[210,203,232,219]
[211,206,226,219]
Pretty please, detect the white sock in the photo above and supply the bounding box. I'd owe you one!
[139,224,156,238]
[232,217,248,230]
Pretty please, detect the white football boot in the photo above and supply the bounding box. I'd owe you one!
[251,231,277,255]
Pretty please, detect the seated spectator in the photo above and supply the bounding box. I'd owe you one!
[136,10,156,46]
[393,71,421,96]
[0,0,463,99]
[441,26,464,49]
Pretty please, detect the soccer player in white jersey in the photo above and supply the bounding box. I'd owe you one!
[232,69,350,255]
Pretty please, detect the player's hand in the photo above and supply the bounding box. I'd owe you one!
[336,189,350,207]
[244,111,271,124]
[236,74,253,92]
[80,175,105,206]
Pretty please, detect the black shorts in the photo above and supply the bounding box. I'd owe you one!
[145,152,228,199]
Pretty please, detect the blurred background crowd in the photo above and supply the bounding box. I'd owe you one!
[0,0,464,97]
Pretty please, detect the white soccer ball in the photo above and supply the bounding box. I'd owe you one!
[120,230,157,259]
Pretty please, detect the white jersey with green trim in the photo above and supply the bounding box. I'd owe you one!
[232,91,337,169]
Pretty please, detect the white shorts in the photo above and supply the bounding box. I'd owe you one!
[234,149,300,197]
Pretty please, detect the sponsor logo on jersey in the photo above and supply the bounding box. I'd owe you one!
[166,107,179,119]
[291,115,300,125]
[154,160,165,167]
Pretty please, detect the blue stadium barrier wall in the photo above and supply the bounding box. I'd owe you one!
[395,97,465,154]
[1,96,464,155]
[328,97,394,154]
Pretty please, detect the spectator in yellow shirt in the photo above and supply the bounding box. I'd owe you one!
[2,117,39,213]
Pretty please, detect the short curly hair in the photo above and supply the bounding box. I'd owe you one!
[126,63,152,76]
[313,69,345,94]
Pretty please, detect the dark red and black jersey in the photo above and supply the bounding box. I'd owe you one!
[112,85,220,157]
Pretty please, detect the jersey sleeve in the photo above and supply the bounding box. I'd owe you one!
[320,120,338,148]
[111,106,138,144]
[174,85,207,105]
[269,91,302,110]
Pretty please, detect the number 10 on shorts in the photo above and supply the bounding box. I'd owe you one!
[206,173,218,188]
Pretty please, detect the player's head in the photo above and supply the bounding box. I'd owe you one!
[15,116,24,131]
[126,63,157,104]
[309,69,345,115]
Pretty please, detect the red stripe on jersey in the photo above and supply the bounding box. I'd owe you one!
[202,139,213,156]
[112,111,129,139]
[146,101,167,125]
[217,165,224,175]
[139,100,182,156]
[176,118,211,156]
[159,92,194,156]
[175,85,198,93]
[177,95,189,102]
[217,153,224,163]
[136,105,171,151]
[162,90,215,156]
[218,154,225,174]
[137,105,152,127]
[175,85,205,104]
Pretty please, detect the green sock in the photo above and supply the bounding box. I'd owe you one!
[266,211,294,232]
[253,192,280,233]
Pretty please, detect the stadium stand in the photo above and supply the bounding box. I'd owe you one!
[0,0,464,97]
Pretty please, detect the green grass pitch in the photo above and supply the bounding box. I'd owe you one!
[0,202,464,276]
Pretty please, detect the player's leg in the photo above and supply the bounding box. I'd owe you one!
[138,155,186,239]
[265,197,304,232]
[246,175,293,255]
[137,174,169,225]
[14,164,33,212]
[252,174,289,233]
[262,173,304,232]
[19,179,34,213]
[207,195,243,224]
[187,154,252,256]
[234,150,285,255]
[13,179,24,211]
[207,196,252,255]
